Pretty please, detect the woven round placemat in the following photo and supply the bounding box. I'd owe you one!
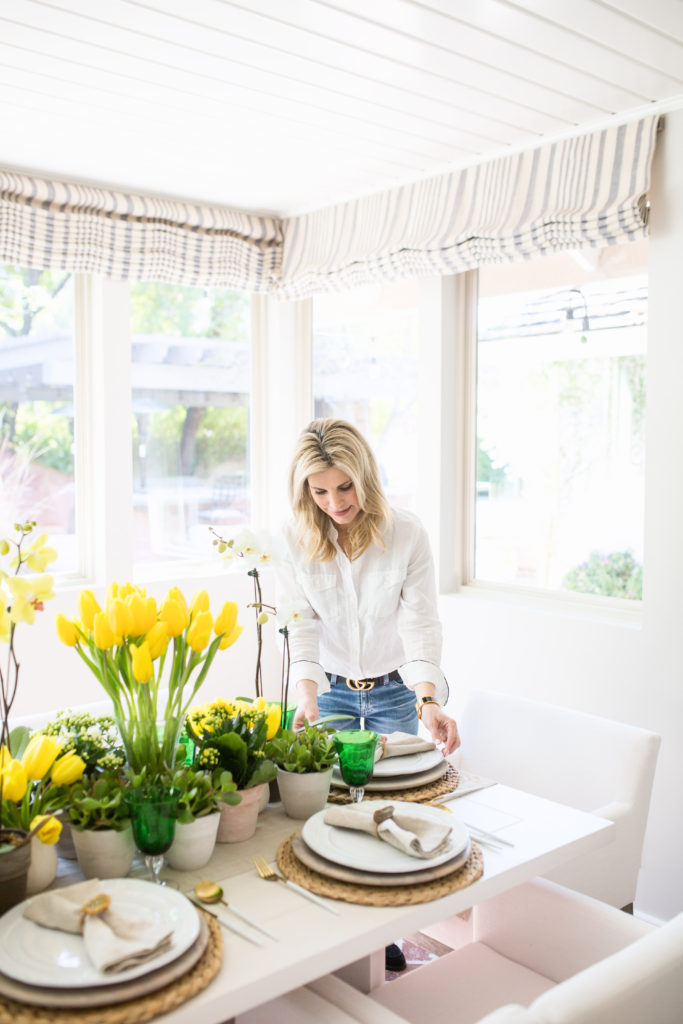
[0,912,223,1024]
[276,832,484,906]
[328,764,459,804]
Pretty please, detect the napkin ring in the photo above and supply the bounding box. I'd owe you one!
[80,893,111,927]
[373,806,394,836]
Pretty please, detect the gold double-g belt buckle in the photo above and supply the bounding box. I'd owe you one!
[346,677,375,691]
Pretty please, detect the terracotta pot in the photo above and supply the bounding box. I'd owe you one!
[276,766,333,820]
[26,836,58,895]
[72,823,136,879]
[167,814,220,871]
[257,784,270,813]
[0,829,31,914]
[216,785,265,843]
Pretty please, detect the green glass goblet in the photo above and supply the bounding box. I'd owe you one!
[332,729,379,803]
[124,785,180,885]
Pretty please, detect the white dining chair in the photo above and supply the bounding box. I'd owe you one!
[246,878,681,1024]
[447,689,661,910]
[371,878,682,1024]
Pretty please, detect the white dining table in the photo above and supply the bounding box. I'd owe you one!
[112,781,614,1024]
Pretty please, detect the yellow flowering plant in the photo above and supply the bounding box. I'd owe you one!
[56,583,243,775]
[185,697,278,791]
[0,731,86,844]
[0,521,57,832]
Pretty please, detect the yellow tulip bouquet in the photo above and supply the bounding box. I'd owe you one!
[56,584,243,775]
[0,521,57,833]
[0,732,85,846]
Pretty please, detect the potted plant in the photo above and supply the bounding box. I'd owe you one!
[186,699,277,842]
[40,709,126,858]
[67,772,135,879]
[0,522,57,912]
[165,765,240,870]
[266,724,338,819]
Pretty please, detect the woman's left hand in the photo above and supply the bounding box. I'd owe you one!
[419,704,460,755]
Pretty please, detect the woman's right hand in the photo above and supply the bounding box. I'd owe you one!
[292,679,319,730]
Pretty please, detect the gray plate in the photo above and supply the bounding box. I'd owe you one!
[291,834,472,887]
[331,758,448,791]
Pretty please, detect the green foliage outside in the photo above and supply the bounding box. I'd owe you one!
[477,439,508,490]
[562,550,643,600]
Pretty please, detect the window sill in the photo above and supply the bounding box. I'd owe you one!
[442,581,642,629]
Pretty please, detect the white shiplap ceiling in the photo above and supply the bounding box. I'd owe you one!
[2,0,683,218]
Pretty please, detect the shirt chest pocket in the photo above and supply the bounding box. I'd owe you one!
[300,572,340,621]
[362,569,404,620]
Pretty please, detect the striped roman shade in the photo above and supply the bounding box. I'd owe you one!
[0,173,282,291]
[0,116,659,295]
[278,115,660,299]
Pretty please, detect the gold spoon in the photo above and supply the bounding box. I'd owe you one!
[193,881,279,940]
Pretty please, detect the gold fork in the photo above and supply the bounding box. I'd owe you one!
[252,856,340,914]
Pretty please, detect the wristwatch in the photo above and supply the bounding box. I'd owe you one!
[416,696,440,719]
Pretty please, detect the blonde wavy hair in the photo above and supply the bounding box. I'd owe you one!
[288,418,390,562]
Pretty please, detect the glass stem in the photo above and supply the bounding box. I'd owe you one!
[146,853,164,884]
[350,786,365,803]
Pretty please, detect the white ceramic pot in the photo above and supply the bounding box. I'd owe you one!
[277,766,333,820]
[217,785,265,843]
[72,823,136,879]
[167,813,220,871]
[257,783,269,813]
[26,836,58,895]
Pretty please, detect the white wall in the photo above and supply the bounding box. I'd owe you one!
[7,110,682,923]
[439,108,683,923]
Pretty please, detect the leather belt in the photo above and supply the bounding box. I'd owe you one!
[327,670,402,691]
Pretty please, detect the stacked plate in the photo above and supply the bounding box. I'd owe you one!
[331,747,448,792]
[294,801,472,887]
[0,878,207,1008]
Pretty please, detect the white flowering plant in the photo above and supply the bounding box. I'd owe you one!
[211,528,305,718]
[41,710,126,776]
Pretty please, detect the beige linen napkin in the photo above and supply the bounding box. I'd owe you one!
[23,878,174,973]
[324,803,452,859]
[375,731,436,760]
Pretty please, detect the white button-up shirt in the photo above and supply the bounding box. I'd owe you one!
[276,508,448,704]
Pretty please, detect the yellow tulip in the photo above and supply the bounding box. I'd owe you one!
[117,582,140,599]
[218,622,243,651]
[50,751,86,786]
[0,603,9,644]
[145,620,169,659]
[190,589,210,618]
[253,696,268,711]
[30,815,62,845]
[78,589,101,631]
[187,610,213,652]
[55,613,79,647]
[0,758,28,801]
[108,597,134,637]
[21,734,60,780]
[166,586,188,615]
[214,601,238,637]
[130,641,153,683]
[0,746,10,770]
[105,581,119,605]
[265,705,281,740]
[127,593,158,635]
[93,611,118,650]
[159,597,189,637]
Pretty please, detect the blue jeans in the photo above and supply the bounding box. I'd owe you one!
[318,676,418,735]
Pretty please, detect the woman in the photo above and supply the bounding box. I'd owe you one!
[279,417,459,755]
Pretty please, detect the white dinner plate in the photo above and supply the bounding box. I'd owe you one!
[371,748,445,778]
[332,758,448,791]
[0,878,200,989]
[301,801,469,874]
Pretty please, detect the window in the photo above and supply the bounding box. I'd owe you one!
[312,280,420,512]
[474,242,647,600]
[130,282,251,565]
[0,265,76,572]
